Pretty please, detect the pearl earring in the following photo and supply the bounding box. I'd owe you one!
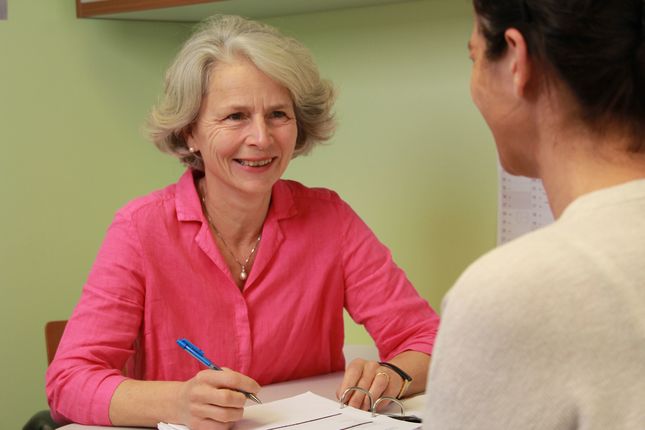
[189,147,197,153]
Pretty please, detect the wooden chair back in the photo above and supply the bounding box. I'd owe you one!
[45,320,67,364]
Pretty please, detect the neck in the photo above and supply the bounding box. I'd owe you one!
[537,125,645,218]
[199,177,270,245]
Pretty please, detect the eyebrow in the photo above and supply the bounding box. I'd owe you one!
[266,103,292,111]
[220,103,292,112]
[467,41,473,52]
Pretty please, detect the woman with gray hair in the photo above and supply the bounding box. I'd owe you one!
[46,15,439,429]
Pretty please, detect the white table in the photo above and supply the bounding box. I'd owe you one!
[58,345,426,430]
[59,371,427,429]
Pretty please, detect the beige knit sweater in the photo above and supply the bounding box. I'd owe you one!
[424,179,645,429]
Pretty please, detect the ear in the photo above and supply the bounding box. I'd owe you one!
[183,125,197,149]
[504,28,531,97]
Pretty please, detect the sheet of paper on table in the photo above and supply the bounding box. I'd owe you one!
[158,391,421,430]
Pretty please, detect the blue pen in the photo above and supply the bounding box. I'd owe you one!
[177,338,262,404]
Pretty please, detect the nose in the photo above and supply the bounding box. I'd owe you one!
[247,116,271,148]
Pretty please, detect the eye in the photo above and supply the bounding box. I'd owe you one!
[225,112,246,121]
[269,111,292,122]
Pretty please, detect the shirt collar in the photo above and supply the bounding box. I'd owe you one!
[174,169,298,224]
[175,169,203,222]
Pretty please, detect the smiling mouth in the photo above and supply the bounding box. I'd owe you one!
[235,158,274,167]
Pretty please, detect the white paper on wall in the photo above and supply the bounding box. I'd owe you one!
[498,166,554,245]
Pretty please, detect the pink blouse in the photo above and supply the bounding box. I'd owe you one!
[46,170,439,425]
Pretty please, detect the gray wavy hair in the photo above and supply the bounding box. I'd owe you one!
[147,15,336,171]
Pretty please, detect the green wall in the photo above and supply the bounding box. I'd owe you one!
[0,0,496,427]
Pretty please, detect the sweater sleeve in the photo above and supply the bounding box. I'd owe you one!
[46,210,146,425]
[338,198,439,360]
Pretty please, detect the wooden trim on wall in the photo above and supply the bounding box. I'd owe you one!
[76,0,221,18]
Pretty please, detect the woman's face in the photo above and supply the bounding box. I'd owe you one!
[188,56,298,198]
[468,19,537,176]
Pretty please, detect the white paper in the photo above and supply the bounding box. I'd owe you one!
[158,424,187,430]
[498,167,553,245]
[158,392,420,430]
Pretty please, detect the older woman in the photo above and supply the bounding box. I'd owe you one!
[46,15,439,429]
[424,0,645,428]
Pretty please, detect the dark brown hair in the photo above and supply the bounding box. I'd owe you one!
[473,0,645,150]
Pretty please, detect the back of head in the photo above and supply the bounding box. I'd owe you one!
[148,15,335,171]
[473,0,645,151]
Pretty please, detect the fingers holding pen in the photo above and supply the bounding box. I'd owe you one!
[206,367,261,399]
[179,369,261,429]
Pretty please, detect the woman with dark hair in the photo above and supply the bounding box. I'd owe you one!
[424,0,645,428]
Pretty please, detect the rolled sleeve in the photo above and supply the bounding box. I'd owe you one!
[46,212,145,424]
[339,199,439,360]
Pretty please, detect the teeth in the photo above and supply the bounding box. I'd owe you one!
[239,159,272,167]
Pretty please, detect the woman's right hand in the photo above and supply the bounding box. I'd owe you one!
[177,369,261,430]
